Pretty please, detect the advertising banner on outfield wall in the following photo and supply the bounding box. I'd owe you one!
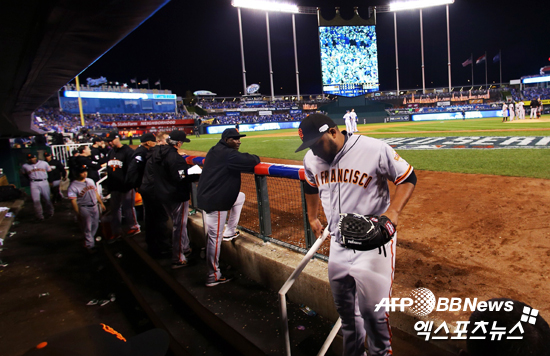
[103,119,194,128]
[411,110,502,121]
[206,121,301,134]
[258,111,273,116]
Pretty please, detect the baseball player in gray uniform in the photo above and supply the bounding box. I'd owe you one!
[68,164,106,253]
[296,114,416,356]
[21,153,54,221]
[350,108,358,132]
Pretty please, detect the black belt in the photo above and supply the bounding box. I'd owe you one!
[81,204,96,208]
[31,179,46,182]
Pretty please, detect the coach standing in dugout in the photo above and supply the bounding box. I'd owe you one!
[197,128,260,287]
[44,152,66,203]
[140,132,170,257]
[21,153,54,221]
[104,131,140,241]
[296,114,416,356]
[91,137,108,164]
[151,130,198,268]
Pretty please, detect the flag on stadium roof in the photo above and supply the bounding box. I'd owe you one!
[493,53,500,63]
[462,57,473,67]
[476,54,486,64]
[155,80,161,86]
[130,78,136,83]
[142,79,149,84]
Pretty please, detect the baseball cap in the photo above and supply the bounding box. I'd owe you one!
[168,130,190,143]
[22,324,169,356]
[140,133,156,143]
[92,137,103,144]
[27,153,36,159]
[76,164,88,173]
[44,152,51,158]
[104,131,119,142]
[295,114,337,152]
[221,128,246,140]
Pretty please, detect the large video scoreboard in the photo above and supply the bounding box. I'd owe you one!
[319,25,379,97]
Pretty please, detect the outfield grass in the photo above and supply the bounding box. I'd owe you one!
[122,116,550,179]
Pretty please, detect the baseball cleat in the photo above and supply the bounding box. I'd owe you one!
[184,248,192,258]
[222,231,240,242]
[171,260,189,269]
[205,275,233,287]
[125,228,141,236]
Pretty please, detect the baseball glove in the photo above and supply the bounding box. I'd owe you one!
[338,213,396,252]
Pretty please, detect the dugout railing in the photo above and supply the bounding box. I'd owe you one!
[185,155,330,259]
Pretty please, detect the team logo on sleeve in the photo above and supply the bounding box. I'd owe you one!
[394,151,402,161]
[178,170,186,178]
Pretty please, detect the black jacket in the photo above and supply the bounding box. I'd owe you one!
[91,145,108,165]
[106,144,134,192]
[197,140,260,212]
[76,155,102,182]
[126,145,149,189]
[151,145,197,203]
[46,159,66,182]
[140,148,156,194]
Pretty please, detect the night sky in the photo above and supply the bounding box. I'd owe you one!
[80,0,549,97]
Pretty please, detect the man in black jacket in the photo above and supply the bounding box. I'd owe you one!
[126,133,156,190]
[140,133,170,257]
[75,145,103,183]
[151,130,198,269]
[44,152,67,203]
[197,128,260,286]
[105,131,140,241]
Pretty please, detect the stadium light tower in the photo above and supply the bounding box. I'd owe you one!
[373,0,454,94]
[232,0,315,101]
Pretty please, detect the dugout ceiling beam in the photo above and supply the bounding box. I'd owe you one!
[0,0,170,138]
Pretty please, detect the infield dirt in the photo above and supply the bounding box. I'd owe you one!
[184,148,550,324]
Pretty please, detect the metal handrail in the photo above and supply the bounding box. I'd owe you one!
[278,227,341,356]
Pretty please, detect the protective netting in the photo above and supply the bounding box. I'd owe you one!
[237,173,330,256]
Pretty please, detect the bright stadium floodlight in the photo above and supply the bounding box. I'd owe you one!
[389,0,454,12]
[231,0,299,13]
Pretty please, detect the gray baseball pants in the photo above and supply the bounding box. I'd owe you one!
[204,192,245,284]
[110,190,139,236]
[79,205,99,249]
[328,235,396,356]
[30,180,53,219]
[163,200,190,264]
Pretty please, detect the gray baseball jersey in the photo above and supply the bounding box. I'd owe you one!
[21,161,51,180]
[303,134,413,243]
[303,134,413,356]
[68,178,98,206]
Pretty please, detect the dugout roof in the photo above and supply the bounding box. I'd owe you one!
[0,0,170,137]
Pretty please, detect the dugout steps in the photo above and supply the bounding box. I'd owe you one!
[105,229,339,355]
[102,208,461,355]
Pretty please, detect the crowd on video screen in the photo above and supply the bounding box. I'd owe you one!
[319,25,379,87]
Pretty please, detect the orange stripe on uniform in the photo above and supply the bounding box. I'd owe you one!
[394,166,412,185]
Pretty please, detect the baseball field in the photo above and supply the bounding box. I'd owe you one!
[131,116,550,323]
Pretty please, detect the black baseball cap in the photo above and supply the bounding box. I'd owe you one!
[140,133,156,143]
[104,131,119,142]
[92,137,103,144]
[168,130,190,143]
[76,164,88,173]
[27,153,36,159]
[221,128,246,140]
[295,114,337,152]
[22,324,169,356]
[44,152,51,157]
